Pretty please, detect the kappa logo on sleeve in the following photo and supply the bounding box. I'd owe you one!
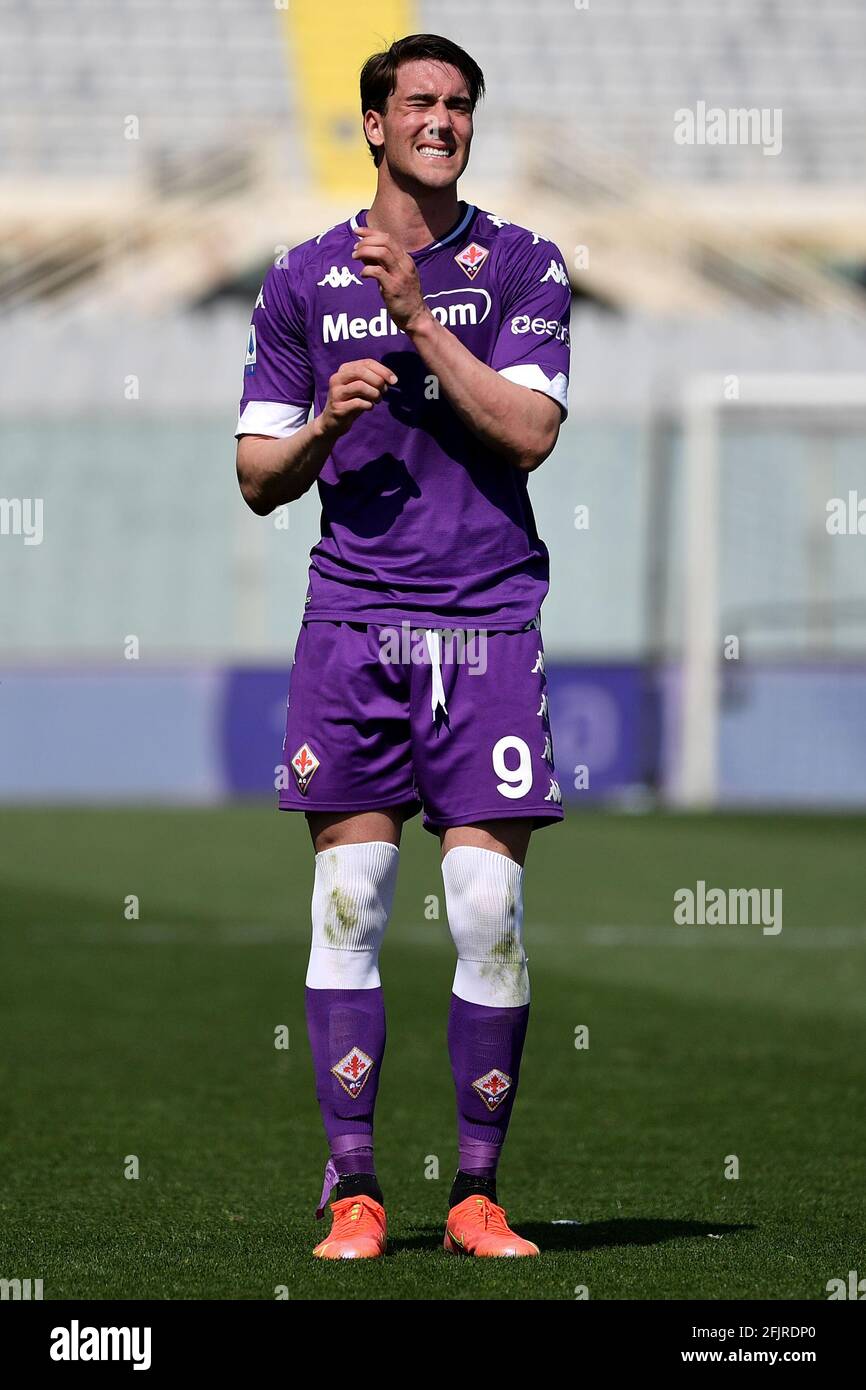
[541,259,570,286]
[454,242,489,280]
[290,742,320,794]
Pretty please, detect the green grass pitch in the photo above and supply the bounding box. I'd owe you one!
[1,806,864,1301]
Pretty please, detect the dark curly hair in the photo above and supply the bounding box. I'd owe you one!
[360,33,485,166]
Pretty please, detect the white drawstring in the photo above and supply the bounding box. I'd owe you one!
[424,629,448,720]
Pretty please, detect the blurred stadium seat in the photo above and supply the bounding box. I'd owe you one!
[1,0,865,807]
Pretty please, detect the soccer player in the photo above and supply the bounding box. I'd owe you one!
[236,33,570,1259]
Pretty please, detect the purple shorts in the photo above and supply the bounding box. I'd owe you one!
[278,618,563,833]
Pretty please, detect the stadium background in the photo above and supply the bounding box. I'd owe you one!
[1,0,865,1302]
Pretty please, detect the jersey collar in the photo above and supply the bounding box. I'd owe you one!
[350,203,477,259]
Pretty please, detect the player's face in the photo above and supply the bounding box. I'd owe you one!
[368,60,474,189]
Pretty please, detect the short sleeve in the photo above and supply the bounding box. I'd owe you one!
[490,236,571,418]
[235,251,315,438]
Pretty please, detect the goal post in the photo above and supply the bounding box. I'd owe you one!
[675,372,866,808]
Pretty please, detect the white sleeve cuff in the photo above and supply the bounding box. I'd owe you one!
[235,400,312,438]
[497,365,569,417]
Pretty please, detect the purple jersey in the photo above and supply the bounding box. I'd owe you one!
[236,204,571,629]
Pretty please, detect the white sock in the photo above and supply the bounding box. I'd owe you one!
[441,845,530,1008]
[305,841,399,989]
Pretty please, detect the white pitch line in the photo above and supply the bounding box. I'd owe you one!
[578,925,866,948]
[22,922,866,948]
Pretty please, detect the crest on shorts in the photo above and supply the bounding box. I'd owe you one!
[472,1067,512,1111]
[455,242,489,280]
[290,741,320,794]
[331,1046,375,1098]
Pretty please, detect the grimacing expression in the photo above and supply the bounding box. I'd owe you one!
[366,59,474,187]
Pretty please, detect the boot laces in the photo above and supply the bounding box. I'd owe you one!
[332,1195,377,1231]
[474,1196,509,1232]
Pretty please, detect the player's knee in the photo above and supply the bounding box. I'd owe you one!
[307,842,399,988]
[441,845,526,964]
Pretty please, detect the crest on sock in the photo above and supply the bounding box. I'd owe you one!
[331,1045,374,1098]
[472,1067,512,1111]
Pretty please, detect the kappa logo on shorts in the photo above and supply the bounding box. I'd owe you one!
[472,1067,512,1112]
[531,649,545,675]
[290,742,320,794]
[454,242,489,280]
[537,692,549,720]
[331,1046,375,1098]
[545,778,562,804]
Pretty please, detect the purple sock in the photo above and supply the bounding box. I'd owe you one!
[305,985,385,1213]
[447,992,530,1179]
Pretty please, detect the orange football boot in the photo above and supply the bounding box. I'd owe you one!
[312,1194,387,1259]
[444,1194,539,1257]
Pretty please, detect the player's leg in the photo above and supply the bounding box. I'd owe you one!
[410,622,561,1256]
[439,817,532,862]
[438,819,540,1256]
[280,621,418,1258]
[304,810,404,1258]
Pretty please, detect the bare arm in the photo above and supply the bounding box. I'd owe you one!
[236,418,333,516]
[236,358,397,515]
[405,308,561,472]
[352,226,563,473]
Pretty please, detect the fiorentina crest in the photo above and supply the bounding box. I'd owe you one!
[472,1067,512,1111]
[331,1046,375,1098]
[290,742,319,795]
[454,242,489,280]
